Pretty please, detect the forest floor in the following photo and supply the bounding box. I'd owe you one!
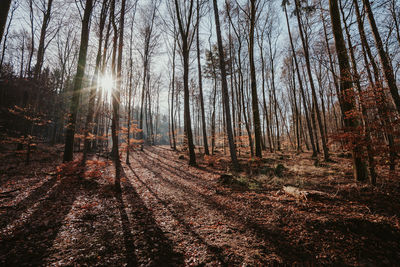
[1,144,400,266]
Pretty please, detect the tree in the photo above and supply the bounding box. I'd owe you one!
[212,0,239,169]
[138,1,159,150]
[196,0,209,155]
[329,0,368,181]
[83,0,110,164]
[362,0,400,114]
[33,0,54,79]
[248,0,263,158]
[111,0,126,163]
[0,0,12,44]
[174,0,197,165]
[283,1,317,157]
[294,0,330,161]
[63,0,94,162]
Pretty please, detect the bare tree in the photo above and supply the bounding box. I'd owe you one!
[329,0,368,181]
[212,0,239,169]
[0,0,12,44]
[33,0,54,79]
[174,0,197,165]
[362,0,400,114]
[63,0,94,162]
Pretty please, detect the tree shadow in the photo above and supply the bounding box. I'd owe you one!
[142,149,214,189]
[336,187,400,219]
[305,218,400,264]
[147,146,233,175]
[131,152,312,264]
[0,175,87,266]
[126,163,228,265]
[116,164,183,266]
[114,163,137,266]
[0,175,58,228]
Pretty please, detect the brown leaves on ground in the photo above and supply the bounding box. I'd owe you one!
[0,144,400,266]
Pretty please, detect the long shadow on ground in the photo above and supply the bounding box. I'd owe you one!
[0,175,58,229]
[0,175,91,266]
[126,163,228,264]
[116,164,183,266]
[131,151,312,264]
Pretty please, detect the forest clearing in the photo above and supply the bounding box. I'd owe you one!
[1,0,400,265]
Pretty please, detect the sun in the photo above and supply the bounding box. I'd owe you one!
[99,73,114,93]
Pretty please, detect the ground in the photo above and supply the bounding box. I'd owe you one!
[1,145,400,266]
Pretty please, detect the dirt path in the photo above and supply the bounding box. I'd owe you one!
[1,146,399,266]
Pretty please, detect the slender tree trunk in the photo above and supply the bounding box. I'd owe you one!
[340,0,376,184]
[249,0,262,158]
[211,79,217,154]
[295,0,330,161]
[0,3,14,70]
[63,0,93,162]
[212,0,239,169]
[111,0,125,163]
[83,0,108,164]
[329,0,368,182]
[196,1,209,155]
[362,0,400,114]
[261,50,273,152]
[0,0,11,44]
[170,37,177,150]
[34,0,54,79]
[284,4,317,157]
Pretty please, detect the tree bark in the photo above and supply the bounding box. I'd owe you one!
[174,0,196,165]
[329,0,368,182]
[34,0,54,79]
[0,0,12,45]
[249,0,262,158]
[362,0,400,114]
[212,0,239,170]
[283,3,317,157]
[112,0,126,163]
[340,0,377,184]
[196,0,209,155]
[63,0,93,162]
[294,0,330,161]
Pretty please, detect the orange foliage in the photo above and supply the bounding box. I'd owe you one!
[56,160,82,177]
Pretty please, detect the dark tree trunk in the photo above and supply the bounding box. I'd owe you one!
[212,0,239,169]
[112,0,126,163]
[362,0,400,114]
[174,0,196,165]
[283,3,317,157]
[340,0,377,184]
[63,0,93,162]
[329,0,368,182]
[34,0,54,79]
[196,0,209,155]
[0,0,11,44]
[249,0,262,158]
[295,0,330,161]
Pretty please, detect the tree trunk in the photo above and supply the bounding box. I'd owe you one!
[0,0,11,44]
[63,0,93,162]
[249,0,262,158]
[340,0,377,184]
[196,0,209,155]
[329,0,368,182]
[283,3,317,157]
[362,0,400,114]
[295,0,330,161]
[34,0,54,79]
[212,0,239,170]
[174,0,196,165]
